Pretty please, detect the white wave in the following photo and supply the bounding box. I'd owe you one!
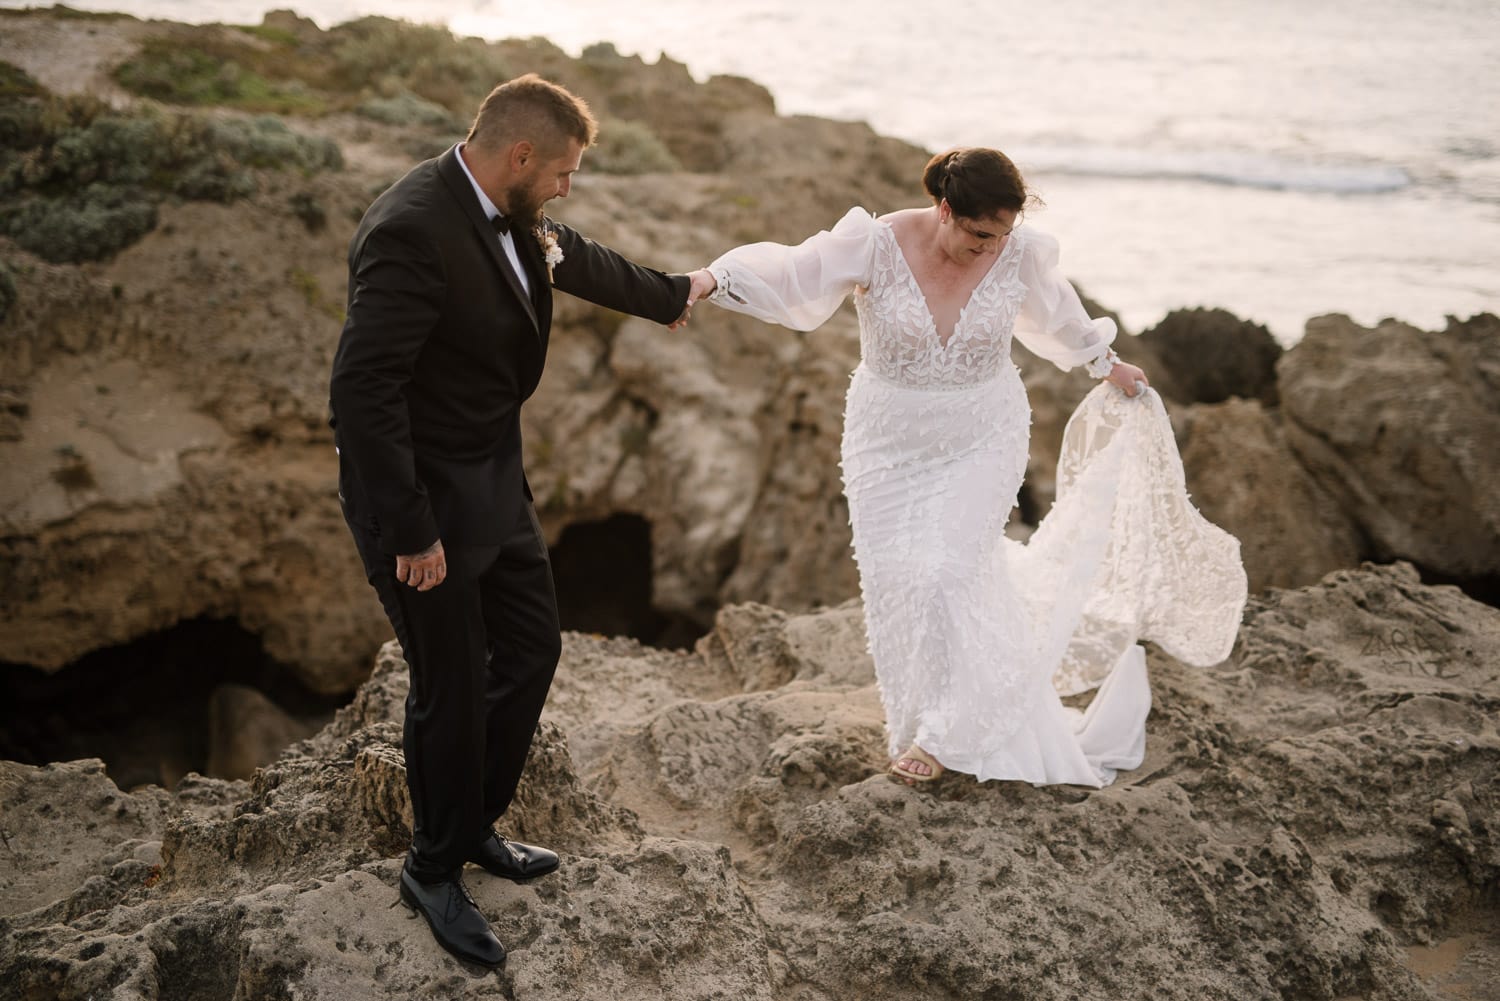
[1013,146,1413,194]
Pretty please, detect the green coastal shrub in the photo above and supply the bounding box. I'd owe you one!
[326,17,508,113]
[0,95,343,263]
[0,60,43,99]
[289,190,326,232]
[589,119,681,175]
[356,89,460,129]
[0,260,16,324]
[25,112,160,189]
[110,19,518,122]
[2,186,158,262]
[114,36,325,114]
[196,115,343,172]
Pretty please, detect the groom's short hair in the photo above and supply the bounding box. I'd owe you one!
[466,74,598,156]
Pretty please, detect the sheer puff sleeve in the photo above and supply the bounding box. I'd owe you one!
[706,207,877,331]
[1013,228,1117,372]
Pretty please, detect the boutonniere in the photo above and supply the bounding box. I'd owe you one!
[534,222,563,283]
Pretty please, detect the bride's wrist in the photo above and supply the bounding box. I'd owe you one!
[1084,348,1120,380]
[705,265,743,304]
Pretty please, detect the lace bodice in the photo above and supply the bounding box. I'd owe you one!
[706,207,1117,386]
[855,224,1029,390]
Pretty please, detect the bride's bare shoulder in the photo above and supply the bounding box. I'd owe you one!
[876,207,933,237]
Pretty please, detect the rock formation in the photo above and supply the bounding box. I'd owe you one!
[0,9,916,698]
[2,23,1498,998]
[1137,306,1282,406]
[3,11,1496,726]
[1277,312,1500,580]
[1176,398,1365,592]
[1,562,1496,999]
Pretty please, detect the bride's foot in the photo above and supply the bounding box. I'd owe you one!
[890,745,944,784]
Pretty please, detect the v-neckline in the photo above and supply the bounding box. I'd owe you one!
[879,221,1015,349]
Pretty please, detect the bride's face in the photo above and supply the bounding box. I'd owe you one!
[940,201,1018,263]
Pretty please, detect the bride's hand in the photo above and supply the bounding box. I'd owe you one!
[668,269,718,330]
[1105,361,1150,397]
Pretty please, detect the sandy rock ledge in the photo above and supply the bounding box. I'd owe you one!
[1,563,1496,1000]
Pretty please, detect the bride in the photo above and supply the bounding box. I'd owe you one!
[689,147,1245,788]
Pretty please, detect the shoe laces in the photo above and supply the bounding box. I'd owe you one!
[491,831,523,861]
[446,876,479,921]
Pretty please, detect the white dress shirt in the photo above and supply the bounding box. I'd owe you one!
[455,143,529,297]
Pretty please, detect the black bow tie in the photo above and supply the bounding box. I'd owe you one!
[489,213,511,235]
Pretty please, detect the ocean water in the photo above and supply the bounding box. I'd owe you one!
[24,0,1500,342]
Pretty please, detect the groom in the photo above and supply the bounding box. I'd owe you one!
[329,74,712,968]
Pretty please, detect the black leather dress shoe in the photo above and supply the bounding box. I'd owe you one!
[398,867,506,968]
[466,831,560,881]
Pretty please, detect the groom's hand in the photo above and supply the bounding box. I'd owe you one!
[396,538,447,591]
[687,268,717,303]
[668,269,718,330]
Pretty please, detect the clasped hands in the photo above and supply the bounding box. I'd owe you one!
[667,269,718,331]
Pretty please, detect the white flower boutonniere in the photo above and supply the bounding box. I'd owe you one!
[535,223,563,283]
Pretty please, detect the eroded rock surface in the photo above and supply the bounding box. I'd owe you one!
[3,13,1498,996]
[1177,397,1365,592]
[1278,313,1500,579]
[3,564,1496,999]
[4,10,1495,710]
[0,13,917,690]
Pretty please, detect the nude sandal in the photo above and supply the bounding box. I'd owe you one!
[890,745,944,783]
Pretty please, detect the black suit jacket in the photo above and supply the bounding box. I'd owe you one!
[329,146,690,556]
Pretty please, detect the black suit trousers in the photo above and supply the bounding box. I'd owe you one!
[344,499,562,881]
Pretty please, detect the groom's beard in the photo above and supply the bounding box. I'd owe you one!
[504,184,545,231]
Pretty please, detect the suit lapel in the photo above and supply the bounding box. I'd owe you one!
[436,147,540,334]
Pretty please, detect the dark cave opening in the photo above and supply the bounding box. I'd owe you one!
[549,512,706,650]
[1416,567,1500,611]
[0,618,348,791]
[1,517,710,787]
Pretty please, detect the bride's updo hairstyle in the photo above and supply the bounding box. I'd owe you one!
[922,147,1033,220]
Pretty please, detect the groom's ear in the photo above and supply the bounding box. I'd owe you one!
[507,140,535,173]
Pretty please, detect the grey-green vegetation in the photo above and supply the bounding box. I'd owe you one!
[110,16,511,119]
[0,259,16,324]
[590,118,682,175]
[104,18,680,174]
[0,95,342,263]
[0,13,687,267]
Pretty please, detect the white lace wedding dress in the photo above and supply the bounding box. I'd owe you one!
[707,209,1246,787]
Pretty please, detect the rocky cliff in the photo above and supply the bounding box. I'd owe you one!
[3,10,1494,709]
[1,9,1497,998]
[2,562,1497,999]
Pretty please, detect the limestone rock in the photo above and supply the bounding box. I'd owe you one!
[0,759,174,919]
[552,568,1494,1000]
[717,322,865,613]
[1137,307,1282,405]
[1177,397,1364,592]
[0,203,388,694]
[695,600,874,692]
[1278,312,1500,578]
[3,12,1499,997]
[206,682,324,781]
[4,566,1499,998]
